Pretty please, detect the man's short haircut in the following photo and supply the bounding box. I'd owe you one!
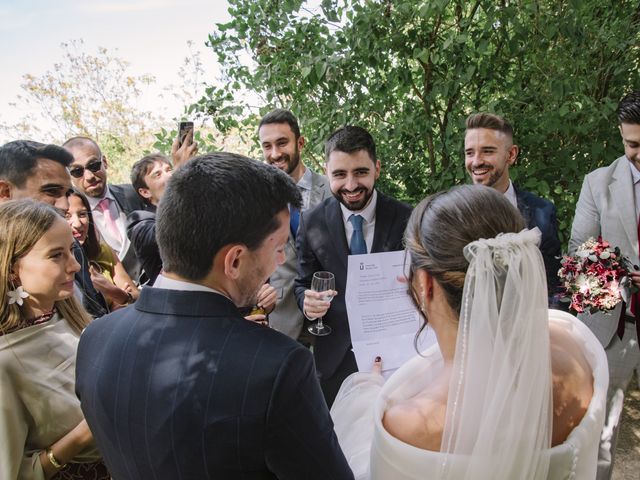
[130,153,171,193]
[258,109,301,139]
[0,140,73,188]
[156,152,302,281]
[465,113,514,141]
[617,91,640,125]
[62,136,101,156]
[324,125,377,163]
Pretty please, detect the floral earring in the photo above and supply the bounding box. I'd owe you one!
[7,274,29,306]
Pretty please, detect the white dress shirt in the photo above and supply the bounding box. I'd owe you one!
[504,180,518,209]
[340,189,378,254]
[87,186,129,257]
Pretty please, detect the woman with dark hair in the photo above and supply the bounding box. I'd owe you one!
[331,185,608,479]
[0,200,108,479]
[66,190,139,309]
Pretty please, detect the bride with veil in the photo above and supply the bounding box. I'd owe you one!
[331,185,608,479]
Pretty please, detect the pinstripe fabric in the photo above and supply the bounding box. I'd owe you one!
[76,288,353,480]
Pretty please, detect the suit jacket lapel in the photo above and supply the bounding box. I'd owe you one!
[291,169,328,249]
[372,191,393,253]
[513,186,532,225]
[325,197,350,269]
[308,170,328,207]
[610,157,638,255]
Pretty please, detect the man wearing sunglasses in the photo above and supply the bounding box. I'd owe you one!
[63,137,149,283]
[0,140,108,318]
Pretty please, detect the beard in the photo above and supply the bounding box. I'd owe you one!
[333,186,374,211]
[83,179,106,198]
[234,259,268,309]
[269,146,300,176]
[469,164,504,188]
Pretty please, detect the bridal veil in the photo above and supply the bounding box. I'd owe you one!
[439,227,552,479]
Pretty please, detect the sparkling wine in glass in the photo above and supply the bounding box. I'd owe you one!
[308,271,335,336]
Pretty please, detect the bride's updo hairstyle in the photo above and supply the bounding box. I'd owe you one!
[405,185,524,326]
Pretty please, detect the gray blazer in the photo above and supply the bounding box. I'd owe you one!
[269,169,331,339]
[569,155,639,346]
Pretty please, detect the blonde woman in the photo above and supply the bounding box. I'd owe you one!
[0,200,108,479]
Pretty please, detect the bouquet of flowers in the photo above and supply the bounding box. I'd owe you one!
[558,237,635,313]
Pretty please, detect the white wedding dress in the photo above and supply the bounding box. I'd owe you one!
[331,310,608,480]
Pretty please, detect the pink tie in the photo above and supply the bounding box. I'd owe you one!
[97,197,122,243]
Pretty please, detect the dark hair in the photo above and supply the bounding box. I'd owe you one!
[156,152,302,281]
[617,91,640,125]
[130,153,171,194]
[324,125,377,163]
[62,136,102,156]
[68,189,101,260]
[405,185,525,345]
[465,113,514,140]
[258,109,301,139]
[0,140,73,188]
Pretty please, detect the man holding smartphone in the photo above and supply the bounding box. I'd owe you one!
[126,127,198,285]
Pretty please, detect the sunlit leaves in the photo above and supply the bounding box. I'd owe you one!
[194,0,639,243]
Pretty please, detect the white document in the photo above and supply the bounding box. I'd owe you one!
[346,250,437,373]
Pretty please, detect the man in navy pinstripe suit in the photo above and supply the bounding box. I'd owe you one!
[75,153,353,479]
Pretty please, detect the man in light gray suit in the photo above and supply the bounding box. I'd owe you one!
[570,90,640,479]
[258,109,330,341]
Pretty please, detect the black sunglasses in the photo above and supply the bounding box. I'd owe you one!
[69,160,102,178]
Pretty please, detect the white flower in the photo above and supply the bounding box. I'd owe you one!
[7,286,29,306]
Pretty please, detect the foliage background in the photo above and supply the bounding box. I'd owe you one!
[177,0,640,245]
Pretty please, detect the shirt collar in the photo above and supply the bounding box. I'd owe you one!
[340,189,378,224]
[297,164,312,191]
[153,274,227,297]
[503,180,518,209]
[628,159,640,185]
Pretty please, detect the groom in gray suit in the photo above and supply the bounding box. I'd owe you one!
[258,109,331,341]
[570,90,640,479]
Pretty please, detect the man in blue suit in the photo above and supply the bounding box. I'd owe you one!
[294,126,412,406]
[464,113,562,301]
[75,153,353,480]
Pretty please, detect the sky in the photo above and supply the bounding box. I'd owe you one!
[0,0,232,140]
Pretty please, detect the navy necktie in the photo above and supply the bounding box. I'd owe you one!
[290,205,300,238]
[349,214,367,255]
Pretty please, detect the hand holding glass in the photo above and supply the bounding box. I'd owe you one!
[308,271,335,336]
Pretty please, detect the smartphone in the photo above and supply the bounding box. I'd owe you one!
[178,121,194,147]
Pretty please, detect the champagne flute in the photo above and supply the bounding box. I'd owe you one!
[308,271,335,336]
